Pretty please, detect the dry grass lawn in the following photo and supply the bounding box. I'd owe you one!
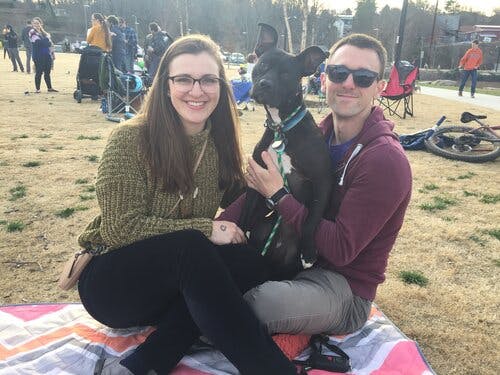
[1,53,499,374]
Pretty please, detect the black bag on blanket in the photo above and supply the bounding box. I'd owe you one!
[293,334,351,373]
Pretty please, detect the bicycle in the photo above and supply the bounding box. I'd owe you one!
[424,112,500,163]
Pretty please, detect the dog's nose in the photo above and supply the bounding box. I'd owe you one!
[257,79,272,90]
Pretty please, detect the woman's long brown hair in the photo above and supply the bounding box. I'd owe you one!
[92,13,112,51]
[135,34,244,197]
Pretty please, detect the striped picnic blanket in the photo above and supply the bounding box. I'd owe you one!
[0,303,434,374]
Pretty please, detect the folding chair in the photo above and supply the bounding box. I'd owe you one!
[378,61,419,119]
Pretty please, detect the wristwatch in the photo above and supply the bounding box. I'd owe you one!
[265,186,290,210]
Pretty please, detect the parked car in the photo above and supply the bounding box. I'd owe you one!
[229,52,245,64]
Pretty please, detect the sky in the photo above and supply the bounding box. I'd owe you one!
[321,0,499,16]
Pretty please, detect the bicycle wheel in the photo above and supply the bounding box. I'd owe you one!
[424,126,500,163]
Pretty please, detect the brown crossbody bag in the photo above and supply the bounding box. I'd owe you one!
[58,138,208,290]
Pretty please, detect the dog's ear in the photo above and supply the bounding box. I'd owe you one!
[254,23,278,57]
[296,46,328,77]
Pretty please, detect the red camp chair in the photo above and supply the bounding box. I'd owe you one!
[378,62,419,119]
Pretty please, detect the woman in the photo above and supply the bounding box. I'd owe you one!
[30,18,57,93]
[86,13,111,52]
[78,34,298,375]
[4,25,24,72]
[106,15,126,72]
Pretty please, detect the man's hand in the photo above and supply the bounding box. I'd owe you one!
[209,220,246,245]
[246,151,284,198]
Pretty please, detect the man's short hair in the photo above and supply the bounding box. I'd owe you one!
[119,17,125,24]
[329,33,387,79]
[107,15,119,26]
[149,22,160,33]
[472,39,479,45]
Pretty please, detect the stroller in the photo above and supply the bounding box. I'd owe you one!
[73,46,103,102]
[99,53,145,122]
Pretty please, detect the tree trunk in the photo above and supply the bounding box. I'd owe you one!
[300,0,308,51]
[282,1,293,53]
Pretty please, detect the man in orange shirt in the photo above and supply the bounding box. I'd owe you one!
[458,40,483,98]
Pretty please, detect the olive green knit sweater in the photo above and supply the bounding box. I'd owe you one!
[78,123,223,253]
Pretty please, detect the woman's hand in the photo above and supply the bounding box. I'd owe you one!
[210,220,247,245]
[246,151,284,198]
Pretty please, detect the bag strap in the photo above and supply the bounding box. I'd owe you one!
[167,137,208,217]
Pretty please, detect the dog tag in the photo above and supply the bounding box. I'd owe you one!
[272,138,287,152]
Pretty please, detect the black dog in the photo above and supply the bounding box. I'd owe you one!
[238,23,334,276]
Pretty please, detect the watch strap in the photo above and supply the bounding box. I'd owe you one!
[269,186,290,205]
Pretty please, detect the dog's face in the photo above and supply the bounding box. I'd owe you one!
[251,23,327,110]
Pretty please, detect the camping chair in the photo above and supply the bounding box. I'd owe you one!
[378,61,419,119]
[231,78,254,111]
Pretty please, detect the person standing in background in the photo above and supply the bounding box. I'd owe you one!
[458,39,483,98]
[21,20,33,73]
[106,15,127,72]
[119,17,138,73]
[87,13,112,52]
[4,25,24,72]
[30,18,57,93]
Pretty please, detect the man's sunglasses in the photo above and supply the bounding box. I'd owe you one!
[326,65,379,88]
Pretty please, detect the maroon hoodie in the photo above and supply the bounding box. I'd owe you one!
[218,106,412,301]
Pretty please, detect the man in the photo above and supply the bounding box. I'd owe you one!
[21,20,32,73]
[220,33,412,336]
[119,17,137,73]
[144,22,171,79]
[458,39,483,98]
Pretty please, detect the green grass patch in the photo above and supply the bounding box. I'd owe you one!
[457,172,476,180]
[399,270,429,287]
[469,235,486,247]
[420,83,500,96]
[11,134,29,140]
[85,155,99,163]
[423,183,439,191]
[419,196,458,212]
[54,146,64,150]
[79,194,95,201]
[463,190,478,197]
[22,161,41,168]
[0,220,7,225]
[441,216,456,222]
[483,229,500,241]
[77,135,101,141]
[479,194,500,204]
[493,259,500,267]
[84,185,96,192]
[38,134,52,138]
[6,220,25,232]
[75,178,89,184]
[38,147,48,152]
[55,205,89,218]
[0,161,8,166]
[9,185,26,201]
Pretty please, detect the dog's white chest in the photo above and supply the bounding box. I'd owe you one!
[267,145,293,174]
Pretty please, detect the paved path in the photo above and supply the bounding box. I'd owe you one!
[420,86,499,111]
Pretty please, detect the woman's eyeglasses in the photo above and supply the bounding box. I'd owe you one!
[168,75,222,93]
[326,65,379,88]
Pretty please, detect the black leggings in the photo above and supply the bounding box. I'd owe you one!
[78,230,296,375]
[34,57,52,90]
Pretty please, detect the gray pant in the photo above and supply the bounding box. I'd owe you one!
[25,46,32,73]
[7,47,24,72]
[243,267,371,335]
